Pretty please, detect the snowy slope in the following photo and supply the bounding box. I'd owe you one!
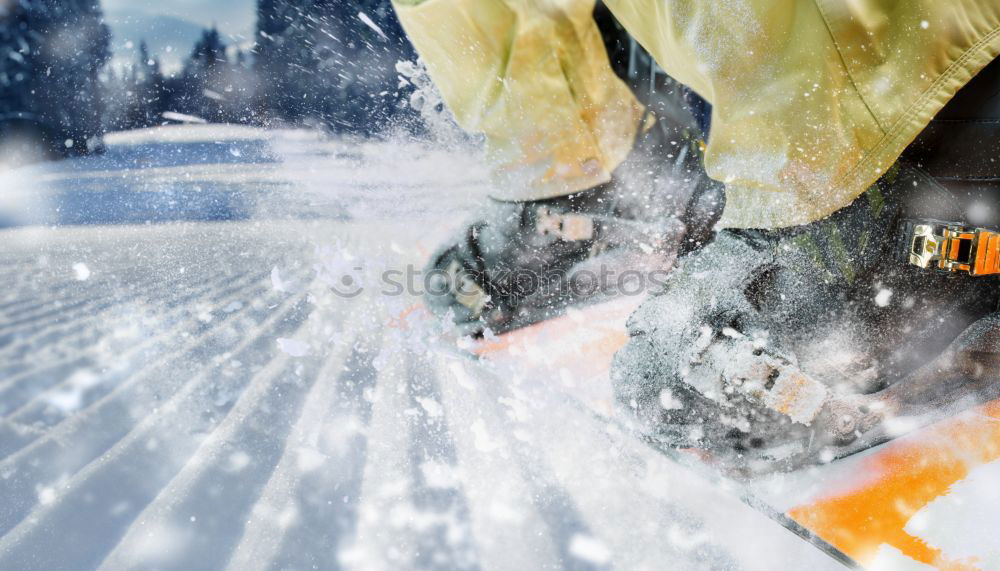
[0,126,845,570]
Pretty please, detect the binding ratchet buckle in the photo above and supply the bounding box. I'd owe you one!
[905,221,1000,276]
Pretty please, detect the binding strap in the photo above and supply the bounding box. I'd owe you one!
[904,221,1000,276]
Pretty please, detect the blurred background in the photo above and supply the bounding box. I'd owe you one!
[0,0,421,166]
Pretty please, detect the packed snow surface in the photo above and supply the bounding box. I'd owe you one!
[0,125,844,570]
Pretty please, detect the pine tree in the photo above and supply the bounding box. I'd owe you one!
[228,48,259,123]
[169,26,260,124]
[0,0,110,155]
[99,65,128,133]
[175,27,230,123]
[252,0,416,132]
[124,41,166,129]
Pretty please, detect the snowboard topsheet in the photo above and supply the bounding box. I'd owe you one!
[474,298,1000,570]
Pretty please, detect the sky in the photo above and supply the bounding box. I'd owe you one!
[104,0,257,37]
[102,0,257,73]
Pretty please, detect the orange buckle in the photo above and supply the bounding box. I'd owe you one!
[908,222,1000,276]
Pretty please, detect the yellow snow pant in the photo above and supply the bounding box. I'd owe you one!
[393,0,1000,229]
[394,0,646,203]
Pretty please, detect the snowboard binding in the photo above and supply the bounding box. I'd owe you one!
[423,114,722,336]
[613,54,1000,475]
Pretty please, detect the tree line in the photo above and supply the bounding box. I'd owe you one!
[0,0,416,160]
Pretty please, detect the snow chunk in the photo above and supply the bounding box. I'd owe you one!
[276,505,300,530]
[357,12,388,40]
[904,460,1000,567]
[73,262,91,281]
[883,415,922,437]
[271,266,288,292]
[471,420,501,452]
[875,289,893,307]
[419,461,461,489]
[415,396,444,418]
[568,534,612,565]
[43,369,102,413]
[37,485,58,506]
[118,522,190,565]
[296,447,326,472]
[447,362,475,391]
[162,111,207,124]
[277,338,310,357]
[659,389,684,410]
[226,451,252,472]
[481,327,500,344]
[868,545,936,570]
[667,524,709,550]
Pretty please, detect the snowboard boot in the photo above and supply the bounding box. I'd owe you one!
[612,57,1000,474]
[423,10,721,336]
[424,114,724,335]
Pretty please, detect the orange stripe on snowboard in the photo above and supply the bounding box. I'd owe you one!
[473,299,640,375]
[789,400,1000,569]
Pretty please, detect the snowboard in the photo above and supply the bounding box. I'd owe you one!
[473,297,1000,570]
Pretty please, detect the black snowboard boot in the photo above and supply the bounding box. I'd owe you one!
[612,57,1000,474]
[424,115,723,335]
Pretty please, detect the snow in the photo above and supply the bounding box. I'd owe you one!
[226,451,252,472]
[0,124,845,570]
[659,388,685,410]
[357,12,389,41]
[42,370,103,414]
[276,338,310,357]
[869,545,936,570]
[875,288,893,307]
[568,533,613,565]
[270,266,288,292]
[161,111,208,124]
[904,460,1000,567]
[72,263,92,281]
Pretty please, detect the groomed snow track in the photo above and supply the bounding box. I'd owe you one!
[0,126,845,570]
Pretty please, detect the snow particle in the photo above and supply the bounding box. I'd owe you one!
[568,534,612,565]
[357,12,389,40]
[419,461,461,489]
[688,425,704,442]
[875,289,893,307]
[920,20,930,29]
[277,338,310,357]
[415,396,444,418]
[659,389,684,410]
[37,486,57,506]
[73,262,91,281]
[296,447,326,472]
[227,451,252,472]
[271,266,288,292]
